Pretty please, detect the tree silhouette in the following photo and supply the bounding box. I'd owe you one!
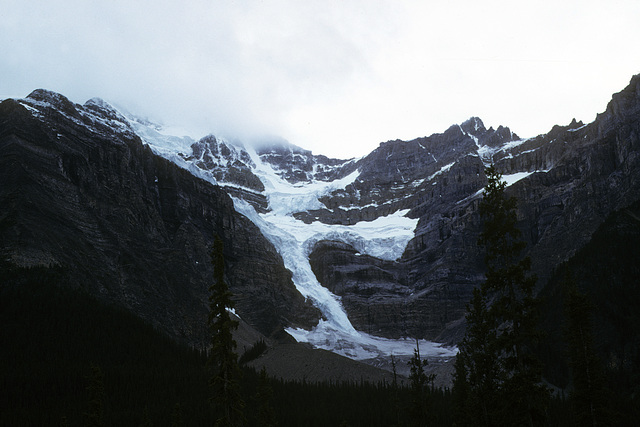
[563,271,608,426]
[454,165,548,426]
[408,340,435,426]
[83,364,105,427]
[208,235,245,427]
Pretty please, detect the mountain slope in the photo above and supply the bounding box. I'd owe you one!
[0,90,319,348]
[162,75,640,346]
[2,75,640,363]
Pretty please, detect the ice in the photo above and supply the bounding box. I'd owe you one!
[237,190,453,360]
[502,171,534,186]
[127,121,456,360]
[232,197,357,334]
[286,321,457,360]
[128,120,196,157]
[428,162,455,181]
[231,148,455,360]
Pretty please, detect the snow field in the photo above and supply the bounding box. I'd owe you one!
[128,118,456,360]
[233,145,455,360]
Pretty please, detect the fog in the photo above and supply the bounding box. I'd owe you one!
[1,0,639,158]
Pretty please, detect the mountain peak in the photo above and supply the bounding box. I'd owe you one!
[26,89,78,115]
[460,117,486,135]
[84,97,112,110]
[83,97,129,125]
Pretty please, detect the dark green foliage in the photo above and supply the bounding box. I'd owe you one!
[84,365,105,427]
[139,407,153,427]
[563,272,608,426]
[255,368,276,427]
[389,355,401,427]
[1,264,582,425]
[0,264,214,426]
[454,287,500,426]
[407,342,435,426]
[451,351,470,426]
[170,403,184,427]
[239,339,268,366]
[208,236,245,427]
[263,377,454,427]
[454,165,548,426]
[538,200,640,424]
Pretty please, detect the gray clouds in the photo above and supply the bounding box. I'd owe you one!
[1,0,639,157]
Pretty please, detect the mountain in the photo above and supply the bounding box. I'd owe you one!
[2,75,640,377]
[0,89,319,351]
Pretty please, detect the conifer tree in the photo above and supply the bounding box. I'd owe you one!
[208,235,245,427]
[390,355,402,427]
[255,367,277,427]
[454,165,548,426]
[407,340,435,427]
[454,287,500,426]
[84,364,105,427]
[171,403,185,427]
[140,407,153,427]
[452,350,470,426]
[563,271,607,426]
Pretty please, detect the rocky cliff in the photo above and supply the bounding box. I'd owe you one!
[304,76,640,343]
[2,75,640,351]
[0,90,319,347]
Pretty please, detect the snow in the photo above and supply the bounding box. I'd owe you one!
[244,144,360,215]
[428,162,455,181]
[226,307,241,319]
[229,145,456,359]
[286,321,457,360]
[18,101,41,115]
[125,120,456,361]
[501,137,531,151]
[128,119,196,157]
[502,171,534,186]
[568,124,588,132]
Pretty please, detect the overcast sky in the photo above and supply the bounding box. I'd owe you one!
[2,1,639,158]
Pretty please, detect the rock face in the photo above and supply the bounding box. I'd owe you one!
[0,90,319,348]
[3,75,640,348]
[255,140,358,183]
[305,76,640,343]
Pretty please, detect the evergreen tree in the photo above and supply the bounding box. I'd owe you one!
[140,406,153,427]
[407,340,435,426]
[390,355,402,427]
[452,351,470,426]
[83,364,105,427]
[453,287,500,426]
[255,367,277,427]
[480,165,547,425]
[454,165,548,426]
[563,271,608,426]
[208,235,245,427]
[171,403,185,427]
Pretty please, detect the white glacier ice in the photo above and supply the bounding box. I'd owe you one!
[125,118,457,360]
[232,196,455,360]
[232,145,455,360]
[502,171,534,186]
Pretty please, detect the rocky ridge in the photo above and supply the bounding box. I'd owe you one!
[170,75,640,344]
[3,74,640,352]
[0,90,319,348]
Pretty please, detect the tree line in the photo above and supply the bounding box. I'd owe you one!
[2,166,639,425]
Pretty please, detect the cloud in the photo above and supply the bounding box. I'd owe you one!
[1,0,639,158]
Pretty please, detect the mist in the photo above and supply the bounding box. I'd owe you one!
[1,0,639,158]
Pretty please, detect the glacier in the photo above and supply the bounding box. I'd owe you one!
[123,111,456,361]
